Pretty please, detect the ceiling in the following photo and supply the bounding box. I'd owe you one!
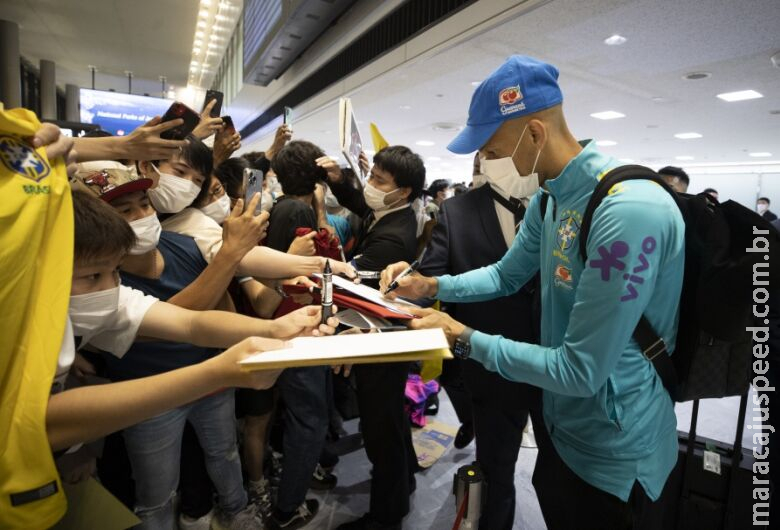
[0,0,199,95]
[244,0,780,183]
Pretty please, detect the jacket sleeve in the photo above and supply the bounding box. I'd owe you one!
[417,202,452,278]
[469,192,682,397]
[435,191,543,302]
[329,179,370,218]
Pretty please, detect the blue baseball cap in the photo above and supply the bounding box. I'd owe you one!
[447,55,564,154]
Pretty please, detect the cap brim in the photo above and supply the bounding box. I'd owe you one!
[447,121,502,155]
[100,178,153,203]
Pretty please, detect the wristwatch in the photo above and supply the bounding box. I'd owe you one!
[453,327,474,360]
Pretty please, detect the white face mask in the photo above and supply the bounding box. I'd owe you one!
[480,124,541,199]
[363,182,404,212]
[147,165,202,213]
[757,203,768,214]
[200,193,231,225]
[69,285,120,341]
[128,213,162,255]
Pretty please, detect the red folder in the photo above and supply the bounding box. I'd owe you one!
[280,283,415,320]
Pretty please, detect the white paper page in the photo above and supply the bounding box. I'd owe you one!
[240,328,448,365]
[314,273,420,316]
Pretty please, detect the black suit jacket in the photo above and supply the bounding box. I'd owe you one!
[419,184,541,355]
[329,179,418,285]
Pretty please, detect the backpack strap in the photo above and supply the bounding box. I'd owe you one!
[539,192,549,221]
[578,165,681,400]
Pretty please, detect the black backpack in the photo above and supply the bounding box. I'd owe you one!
[540,165,780,401]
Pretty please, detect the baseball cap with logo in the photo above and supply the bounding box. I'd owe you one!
[73,164,152,202]
[447,55,563,154]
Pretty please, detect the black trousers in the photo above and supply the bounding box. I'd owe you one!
[533,433,672,530]
[354,361,415,525]
[440,357,473,426]
[460,359,544,530]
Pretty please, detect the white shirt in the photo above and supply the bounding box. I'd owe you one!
[488,183,529,248]
[162,207,224,263]
[82,286,158,358]
[53,316,76,393]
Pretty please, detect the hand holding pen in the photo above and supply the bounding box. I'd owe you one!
[382,248,429,297]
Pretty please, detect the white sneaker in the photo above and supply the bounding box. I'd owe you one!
[211,503,264,530]
[248,477,273,519]
[179,509,214,530]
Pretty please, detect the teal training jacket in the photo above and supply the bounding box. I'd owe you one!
[437,141,685,501]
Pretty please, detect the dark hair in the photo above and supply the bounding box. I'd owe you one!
[271,140,326,196]
[758,197,771,204]
[425,178,452,197]
[453,183,468,196]
[138,134,213,209]
[373,145,426,202]
[72,188,136,263]
[703,188,718,194]
[181,135,215,208]
[658,166,689,185]
[242,151,271,173]
[214,157,249,200]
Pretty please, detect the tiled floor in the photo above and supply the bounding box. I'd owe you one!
[304,390,752,529]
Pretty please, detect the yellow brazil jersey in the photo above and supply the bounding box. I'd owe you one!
[0,107,72,528]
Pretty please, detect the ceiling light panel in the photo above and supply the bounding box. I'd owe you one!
[590,110,625,120]
[674,132,703,139]
[716,90,763,102]
[188,0,243,90]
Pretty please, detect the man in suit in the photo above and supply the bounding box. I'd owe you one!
[417,157,546,530]
[318,146,425,530]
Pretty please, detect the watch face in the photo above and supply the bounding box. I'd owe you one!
[454,339,470,359]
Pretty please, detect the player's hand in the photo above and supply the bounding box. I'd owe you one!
[406,307,465,346]
[380,262,437,300]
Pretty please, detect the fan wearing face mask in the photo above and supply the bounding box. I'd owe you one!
[318,146,425,530]
[69,170,340,529]
[140,138,356,285]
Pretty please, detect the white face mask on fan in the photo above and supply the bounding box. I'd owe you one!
[480,123,542,200]
[69,285,121,342]
[200,194,231,225]
[147,164,202,213]
[128,213,162,255]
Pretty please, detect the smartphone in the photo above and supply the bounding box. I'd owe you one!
[221,115,234,133]
[204,89,224,117]
[243,168,264,215]
[159,102,200,140]
[283,106,293,126]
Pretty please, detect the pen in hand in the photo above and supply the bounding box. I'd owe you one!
[383,259,420,295]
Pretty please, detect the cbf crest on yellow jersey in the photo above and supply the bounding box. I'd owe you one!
[0,106,72,529]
